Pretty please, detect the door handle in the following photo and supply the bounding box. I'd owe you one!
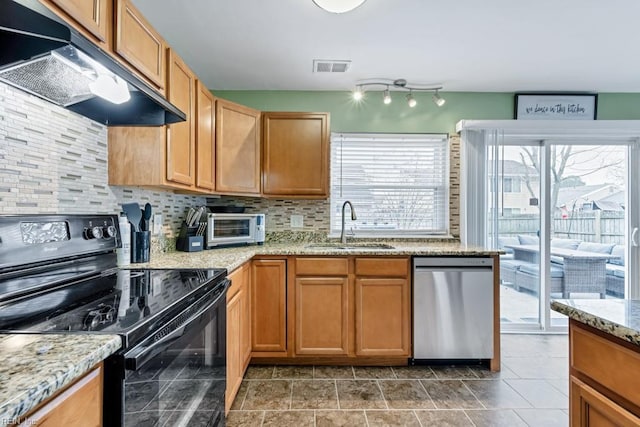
[632,227,639,247]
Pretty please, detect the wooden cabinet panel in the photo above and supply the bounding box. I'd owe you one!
[295,277,349,355]
[195,82,215,191]
[115,0,165,91]
[296,258,349,276]
[226,288,242,414]
[571,322,640,408]
[45,0,111,47]
[215,99,261,195]
[251,259,287,353]
[355,258,408,277]
[571,376,640,427]
[22,364,102,426]
[262,112,329,198]
[355,278,410,356]
[166,49,195,186]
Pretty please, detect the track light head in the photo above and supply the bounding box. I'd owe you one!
[406,91,417,108]
[353,86,364,101]
[383,88,391,105]
[432,90,446,107]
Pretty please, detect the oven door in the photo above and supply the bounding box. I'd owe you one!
[116,280,228,427]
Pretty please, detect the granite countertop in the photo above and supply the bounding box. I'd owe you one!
[0,334,121,422]
[551,299,640,346]
[137,241,500,272]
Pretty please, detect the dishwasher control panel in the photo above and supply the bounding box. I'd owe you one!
[413,257,493,268]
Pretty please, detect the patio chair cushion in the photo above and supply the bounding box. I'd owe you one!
[517,234,539,245]
[500,259,533,271]
[606,264,625,278]
[551,238,581,249]
[550,255,565,265]
[576,242,615,254]
[518,263,565,278]
[609,245,625,266]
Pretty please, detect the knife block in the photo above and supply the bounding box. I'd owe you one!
[176,221,204,252]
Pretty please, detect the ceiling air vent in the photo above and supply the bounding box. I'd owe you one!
[313,59,351,73]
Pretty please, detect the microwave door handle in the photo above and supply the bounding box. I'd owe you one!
[124,280,229,371]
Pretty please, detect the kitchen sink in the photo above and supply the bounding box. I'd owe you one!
[304,243,395,250]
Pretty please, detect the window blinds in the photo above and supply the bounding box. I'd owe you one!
[330,133,450,236]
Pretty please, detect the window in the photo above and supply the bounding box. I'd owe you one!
[503,177,521,193]
[330,133,449,236]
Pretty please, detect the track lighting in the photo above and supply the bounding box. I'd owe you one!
[313,0,366,13]
[352,78,444,108]
[432,89,446,107]
[383,87,392,104]
[406,91,417,108]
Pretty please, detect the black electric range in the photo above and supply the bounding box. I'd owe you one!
[0,215,229,426]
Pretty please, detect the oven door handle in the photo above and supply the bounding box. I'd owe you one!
[124,279,229,371]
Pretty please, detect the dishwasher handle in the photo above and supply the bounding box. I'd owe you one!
[414,266,493,272]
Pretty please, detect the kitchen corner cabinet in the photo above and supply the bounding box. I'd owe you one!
[262,112,329,198]
[569,320,640,426]
[215,99,261,196]
[226,263,251,414]
[114,0,166,93]
[42,0,112,50]
[165,49,196,187]
[295,258,350,355]
[251,259,287,356]
[21,363,103,426]
[195,82,215,191]
[354,258,410,356]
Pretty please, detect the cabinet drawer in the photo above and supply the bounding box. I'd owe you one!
[296,258,348,276]
[355,258,408,277]
[571,322,640,408]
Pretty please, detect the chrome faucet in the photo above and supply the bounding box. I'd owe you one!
[340,201,357,244]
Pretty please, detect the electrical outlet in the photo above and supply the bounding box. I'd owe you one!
[290,215,303,228]
[153,214,163,234]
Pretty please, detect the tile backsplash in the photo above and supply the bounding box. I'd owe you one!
[0,81,461,244]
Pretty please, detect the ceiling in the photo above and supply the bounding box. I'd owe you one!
[132,0,640,93]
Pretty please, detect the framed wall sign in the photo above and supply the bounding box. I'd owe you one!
[514,93,598,120]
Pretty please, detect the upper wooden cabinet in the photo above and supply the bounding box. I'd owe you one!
[196,82,215,191]
[114,0,166,93]
[166,49,195,187]
[262,112,329,198]
[215,99,261,196]
[42,0,112,49]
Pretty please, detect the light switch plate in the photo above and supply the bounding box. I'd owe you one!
[290,214,303,228]
[153,214,163,234]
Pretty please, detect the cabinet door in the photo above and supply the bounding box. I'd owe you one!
[262,112,329,197]
[295,277,349,355]
[570,376,640,426]
[215,99,261,195]
[195,82,215,191]
[166,50,195,186]
[47,0,111,46]
[240,266,252,369]
[251,259,287,354]
[226,288,242,414]
[355,278,411,356]
[115,0,165,91]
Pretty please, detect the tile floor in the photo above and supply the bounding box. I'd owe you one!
[226,334,569,427]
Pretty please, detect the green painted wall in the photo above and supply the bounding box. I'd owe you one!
[213,91,640,134]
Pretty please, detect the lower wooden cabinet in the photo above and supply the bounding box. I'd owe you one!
[226,262,251,413]
[570,376,640,426]
[22,364,103,426]
[251,259,287,355]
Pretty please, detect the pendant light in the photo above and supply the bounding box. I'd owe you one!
[313,0,366,14]
[406,91,417,108]
[383,87,392,104]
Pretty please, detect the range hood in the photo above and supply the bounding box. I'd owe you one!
[0,0,185,126]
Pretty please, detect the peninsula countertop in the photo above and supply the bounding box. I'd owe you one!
[551,299,640,347]
[137,241,501,272]
[0,334,121,422]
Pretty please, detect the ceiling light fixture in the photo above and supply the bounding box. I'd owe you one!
[313,0,366,13]
[383,87,392,105]
[351,78,444,108]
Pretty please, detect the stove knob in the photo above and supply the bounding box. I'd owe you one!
[84,226,103,240]
[103,225,117,239]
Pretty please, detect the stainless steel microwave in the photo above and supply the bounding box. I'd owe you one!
[206,213,265,248]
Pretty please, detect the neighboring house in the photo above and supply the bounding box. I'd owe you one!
[557,184,623,213]
[489,160,540,215]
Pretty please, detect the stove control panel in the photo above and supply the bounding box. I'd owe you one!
[83,218,118,240]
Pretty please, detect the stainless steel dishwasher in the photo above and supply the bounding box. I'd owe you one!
[413,257,494,361]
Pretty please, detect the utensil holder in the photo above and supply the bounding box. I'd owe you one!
[176,221,204,252]
[131,230,151,263]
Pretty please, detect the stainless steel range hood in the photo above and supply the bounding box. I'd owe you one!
[0,0,185,126]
